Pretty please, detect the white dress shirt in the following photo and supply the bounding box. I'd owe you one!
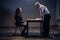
[39,4,50,20]
[39,4,50,14]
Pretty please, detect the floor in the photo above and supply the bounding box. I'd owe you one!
[0,36,56,40]
[0,26,60,40]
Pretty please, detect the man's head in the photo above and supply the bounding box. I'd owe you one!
[18,7,23,13]
[35,2,40,8]
[16,7,23,14]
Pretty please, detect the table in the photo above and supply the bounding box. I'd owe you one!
[26,19,43,36]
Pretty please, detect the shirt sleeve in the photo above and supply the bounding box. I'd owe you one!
[44,6,50,14]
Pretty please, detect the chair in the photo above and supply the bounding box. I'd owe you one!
[51,19,60,34]
[14,21,27,36]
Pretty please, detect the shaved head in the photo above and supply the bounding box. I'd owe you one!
[35,2,40,5]
[35,2,40,8]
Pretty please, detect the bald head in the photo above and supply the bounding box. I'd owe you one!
[35,2,40,8]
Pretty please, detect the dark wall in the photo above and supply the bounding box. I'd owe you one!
[59,1,60,16]
[0,0,56,26]
[56,0,59,19]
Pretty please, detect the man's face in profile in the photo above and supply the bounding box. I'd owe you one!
[18,8,23,14]
[35,4,40,8]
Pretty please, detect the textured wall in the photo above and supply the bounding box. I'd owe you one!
[0,0,56,26]
[56,0,59,19]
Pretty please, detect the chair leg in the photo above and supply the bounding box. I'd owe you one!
[21,26,27,36]
[14,27,18,34]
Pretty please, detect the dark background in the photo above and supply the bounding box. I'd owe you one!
[0,0,59,26]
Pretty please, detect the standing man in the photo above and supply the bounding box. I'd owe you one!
[35,2,51,37]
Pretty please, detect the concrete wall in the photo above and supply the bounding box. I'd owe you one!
[56,0,59,19]
[0,0,56,26]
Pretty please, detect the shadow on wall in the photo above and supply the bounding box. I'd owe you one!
[0,6,15,26]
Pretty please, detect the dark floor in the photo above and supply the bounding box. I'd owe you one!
[0,27,60,40]
[0,36,55,40]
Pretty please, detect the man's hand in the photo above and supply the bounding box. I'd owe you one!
[22,22,27,25]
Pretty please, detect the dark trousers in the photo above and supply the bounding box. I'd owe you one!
[42,14,51,36]
[21,25,27,36]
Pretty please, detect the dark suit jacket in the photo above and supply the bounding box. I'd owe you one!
[15,14,22,26]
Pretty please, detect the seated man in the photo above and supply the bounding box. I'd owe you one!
[15,7,26,35]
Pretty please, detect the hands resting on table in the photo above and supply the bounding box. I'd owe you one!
[27,18,43,20]
[35,18,43,20]
[22,18,43,25]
